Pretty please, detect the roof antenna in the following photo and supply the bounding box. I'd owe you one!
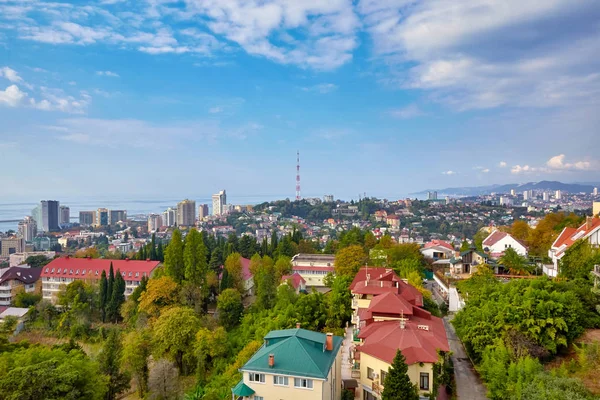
[400,310,406,329]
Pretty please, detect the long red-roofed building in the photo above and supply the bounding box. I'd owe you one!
[548,216,600,273]
[41,256,160,303]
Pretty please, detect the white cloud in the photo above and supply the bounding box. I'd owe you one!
[442,170,456,175]
[481,168,490,173]
[96,70,119,77]
[301,83,338,94]
[546,154,592,171]
[0,67,22,83]
[498,161,507,168]
[389,104,425,119]
[209,106,223,113]
[474,166,490,173]
[511,164,538,174]
[0,85,27,107]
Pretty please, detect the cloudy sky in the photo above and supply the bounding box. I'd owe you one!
[1,0,599,200]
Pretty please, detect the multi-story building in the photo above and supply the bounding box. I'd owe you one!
[147,214,163,232]
[59,206,70,226]
[542,192,549,201]
[212,190,227,216]
[323,194,334,203]
[41,257,160,303]
[594,187,598,197]
[198,204,209,220]
[18,216,37,242]
[595,202,600,217]
[523,190,533,201]
[232,327,342,400]
[349,268,449,400]
[163,207,177,227]
[0,237,25,257]
[499,196,513,206]
[291,254,335,289]
[177,199,196,227]
[109,210,127,225]
[427,191,438,200]
[95,208,109,227]
[555,190,562,200]
[548,216,600,273]
[510,189,516,196]
[32,200,60,232]
[9,251,55,267]
[0,266,41,306]
[79,211,96,226]
[33,236,58,251]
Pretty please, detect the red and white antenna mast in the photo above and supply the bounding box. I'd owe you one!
[296,150,301,201]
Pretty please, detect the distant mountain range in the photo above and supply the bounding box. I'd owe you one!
[414,181,600,197]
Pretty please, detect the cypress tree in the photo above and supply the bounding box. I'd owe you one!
[382,350,419,400]
[107,263,115,305]
[270,231,279,255]
[99,270,108,323]
[157,242,164,262]
[165,229,185,283]
[108,269,126,323]
[209,247,223,274]
[150,233,157,261]
[98,329,130,400]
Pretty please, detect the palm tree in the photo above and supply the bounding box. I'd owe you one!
[499,247,531,275]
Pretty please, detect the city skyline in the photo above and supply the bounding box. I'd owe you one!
[1,0,599,199]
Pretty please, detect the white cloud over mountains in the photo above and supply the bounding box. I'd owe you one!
[511,154,596,174]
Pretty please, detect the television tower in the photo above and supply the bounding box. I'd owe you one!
[296,150,301,201]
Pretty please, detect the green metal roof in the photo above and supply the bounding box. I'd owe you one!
[232,380,255,396]
[241,328,343,379]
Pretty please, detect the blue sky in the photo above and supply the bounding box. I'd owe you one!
[0,0,599,201]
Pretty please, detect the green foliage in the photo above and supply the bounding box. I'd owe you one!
[382,349,419,400]
[98,330,130,400]
[107,269,126,323]
[22,254,52,268]
[224,252,244,295]
[326,275,353,328]
[499,247,532,275]
[165,229,185,283]
[121,329,152,398]
[12,290,41,308]
[559,239,600,281]
[217,289,244,330]
[183,229,209,286]
[153,306,201,374]
[99,270,108,322]
[0,346,108,400]
[138,276,179,318]
[334,244,368,277]
[254,255,277,310]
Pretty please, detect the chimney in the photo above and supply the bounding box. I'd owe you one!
[125,257,130,261]
[586,216,593,230]
[268,354,274,368]
[326,333,333,351]
[296,322,301,329]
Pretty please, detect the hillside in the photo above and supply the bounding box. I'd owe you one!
[415,181,598,196]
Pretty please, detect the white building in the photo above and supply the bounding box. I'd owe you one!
[147,214,163,232]
[9,251,55,268]
[212,190,227,216]
[555,190,562,200]
[548,217,600,272]
[163,207,177,227]
[323,194,334,203]
[59,206,70,226]
[542,192,549,201]
[482,230,528,257]
[18,216,37,242]
[594,187,598,196]
[291,254,335,289]
[176,199,196,227]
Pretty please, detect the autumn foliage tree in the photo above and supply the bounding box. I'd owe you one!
[334,244,367,277]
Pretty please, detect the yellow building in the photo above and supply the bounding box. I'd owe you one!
[593,201,600,217]
[233,328,343,400]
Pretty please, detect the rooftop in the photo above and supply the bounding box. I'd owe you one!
[42,257,160,281]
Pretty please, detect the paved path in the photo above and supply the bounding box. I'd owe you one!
[341,327,354,380]
[443,316,488,400]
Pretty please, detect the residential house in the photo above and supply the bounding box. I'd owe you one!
[232,327,343,400]
[548,217,600,274]
[448,248,488,275]
[41,257,160,303]
[420,240,454,260]
[0,266,41,306]
[373,211,387,222]
[482,230,528,257]
[281,272,306,294]
[385,215,400,229]
[291,253,335,290]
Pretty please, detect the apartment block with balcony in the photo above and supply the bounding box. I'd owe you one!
[232,327,343,400]
[0,266,41,306]
[291,253,335,289]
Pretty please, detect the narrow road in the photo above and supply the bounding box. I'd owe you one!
[443,316,488,400]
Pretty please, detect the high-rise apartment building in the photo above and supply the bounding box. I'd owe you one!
[147,214,163,232]
[79,211,95,226]
[96,208,109,227]
[163,207,177,227]
[109,210,127,225]
[18,216,37,242]
[427,191,438,200]
[555,190,562,200]
[510,189,516,196]
[198,204,209,220]
[212,190,227,216]
[59,206,70,226]
[0,237,24,257]
[542,192,549,201]
[523,190,533,201]
[323,194,334,203]
[177,199,196,227]
[594,187,598,196]
[31,200,60,232]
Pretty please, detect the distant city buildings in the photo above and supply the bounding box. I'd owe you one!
[147,214,163,232]
[109,210,127,225]
[323,194,334,203]
[427,191,438,200]
[594,187,598,196]
[95,208,109,227]
[59,206,70,226]
[500,196,513,206]
[0,237,25,257]
[198,204,209,220]
[18,216,37,242]
[177,199,196,227]
[542,192,549,201]
[555,190,562,200]
[79,211,95,226]
[212,190,227,216]
[32,200,60,232]
[510,189,516,196]
[163,207,177,227]
[523,190,533,201]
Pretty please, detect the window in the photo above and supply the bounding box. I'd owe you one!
[294,378,313,389]
[273,376,288,386]
[249,373,265,383]
[380,370,388,385]
[367,367,375,380]
[420,373,429,390]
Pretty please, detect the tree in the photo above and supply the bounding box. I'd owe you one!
[12,289,41,307]
[183,229,208,286]
[499,248,531,275]
[107,269,126,322]
[121,329,152,398]
[559,239,600,281]
[254,256,277,310]
[152,306,201,374]
[138,276,179,318]
[239,235,257,259]
[22,254,52,268]
[98,330,130,400]
[335,244,367,277]
[217,288,244,330]
[195,327,228,381]
[460,240,471,252]
[148,359,180,400]
[274,255,292,281]
[382,349,419,400]
[224,252,244,294]
[165,229,185,283]
[99,270,108,322]
[208,247,223,274]
[511,221,531,244]
[326,276,353,328]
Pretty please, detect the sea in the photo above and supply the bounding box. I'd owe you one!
[0,195,288,233]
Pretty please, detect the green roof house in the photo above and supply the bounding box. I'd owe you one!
[232,326,343,400]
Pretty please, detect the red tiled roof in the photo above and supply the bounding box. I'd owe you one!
[240,257,252,281]
[281,272,305,289]
[482,230,508,247]
[357,317,449,365]
[552,218,600,257]
[424,240,454,251]
[41,257,160,282]
[350,268,397,290]
[350,267,423,306]
[366,292,414,317]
